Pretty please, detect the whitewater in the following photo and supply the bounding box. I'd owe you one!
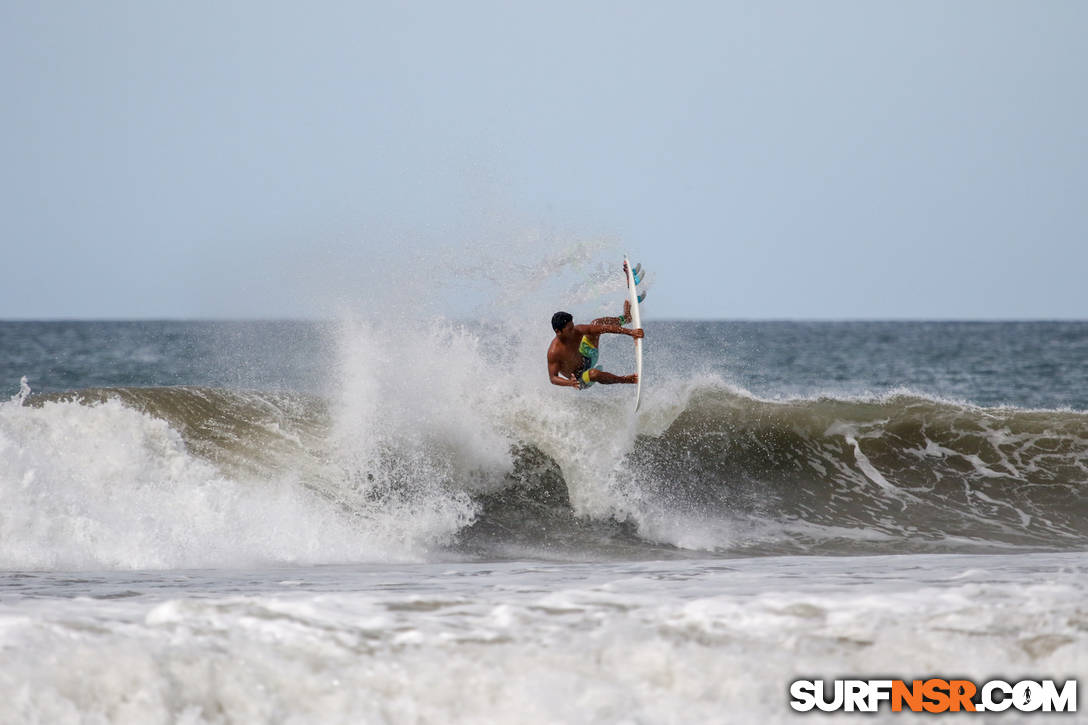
[1,256,1086,723]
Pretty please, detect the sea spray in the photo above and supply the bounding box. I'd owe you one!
[0,390,420,570]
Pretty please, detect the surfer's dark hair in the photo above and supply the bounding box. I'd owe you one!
[551,311,573,332]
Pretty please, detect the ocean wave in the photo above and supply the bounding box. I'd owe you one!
[623,385,1088,553]
[2,378,1084,570]
[0,386,472,570]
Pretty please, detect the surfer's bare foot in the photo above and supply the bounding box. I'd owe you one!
[625,374,639,384]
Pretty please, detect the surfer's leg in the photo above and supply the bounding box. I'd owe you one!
[586,369,638,385]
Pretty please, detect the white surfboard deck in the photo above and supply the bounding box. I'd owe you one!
[623,255,643,412]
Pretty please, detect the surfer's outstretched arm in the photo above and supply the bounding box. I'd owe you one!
[577,324,643,339]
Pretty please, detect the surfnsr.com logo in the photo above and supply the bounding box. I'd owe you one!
[789,679,1077,713]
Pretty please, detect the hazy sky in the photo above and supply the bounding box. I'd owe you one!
[2,1,1085,319]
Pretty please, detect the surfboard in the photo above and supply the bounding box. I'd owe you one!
[623,255,643,411]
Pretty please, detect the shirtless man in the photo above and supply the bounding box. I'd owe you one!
[547,300,643,389]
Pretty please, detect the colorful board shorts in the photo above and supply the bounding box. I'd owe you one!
[576,336,601,389]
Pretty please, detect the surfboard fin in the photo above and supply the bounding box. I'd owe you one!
[623,260,647,301]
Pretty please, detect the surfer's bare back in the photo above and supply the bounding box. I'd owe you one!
[547,301,643,390]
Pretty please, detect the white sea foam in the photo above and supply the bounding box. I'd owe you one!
[0,553,1084,725]
[0,393,445,570]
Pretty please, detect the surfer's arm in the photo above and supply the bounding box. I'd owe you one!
[548,359,580,388]
[577,324,644,339]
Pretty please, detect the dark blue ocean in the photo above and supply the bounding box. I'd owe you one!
[5,320,1087,408]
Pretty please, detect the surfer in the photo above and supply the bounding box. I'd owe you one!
[547,302,643,389]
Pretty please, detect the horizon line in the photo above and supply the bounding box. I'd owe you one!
[1,317,1087,324]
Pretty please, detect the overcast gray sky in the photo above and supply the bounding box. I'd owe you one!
[2,1,1085,319]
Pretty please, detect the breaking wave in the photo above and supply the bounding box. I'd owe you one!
[2,367,1086,570]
